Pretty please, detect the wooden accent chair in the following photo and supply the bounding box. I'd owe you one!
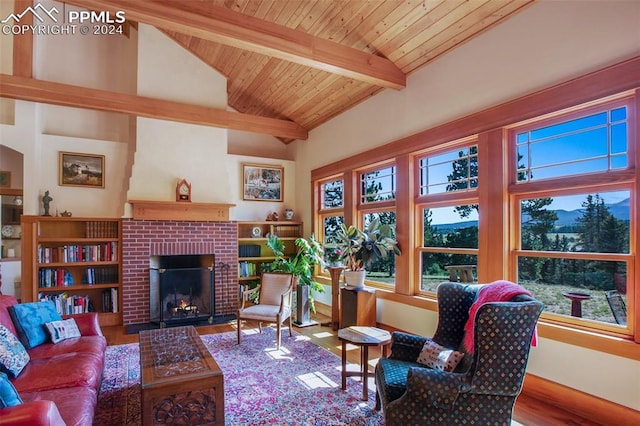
[375,282,543,425]
[237,272,293,350]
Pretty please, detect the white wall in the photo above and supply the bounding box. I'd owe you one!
[292,0,640,411]
[127,25,297,219]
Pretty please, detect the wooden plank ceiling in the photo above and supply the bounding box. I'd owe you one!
[162,0,534,142]
[25,0,534,142]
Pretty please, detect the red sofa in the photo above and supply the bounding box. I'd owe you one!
[0,295,107,426]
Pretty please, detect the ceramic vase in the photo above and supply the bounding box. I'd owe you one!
[344,269,366,288]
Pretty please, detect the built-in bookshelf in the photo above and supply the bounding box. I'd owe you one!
[237,221,302,283]
[21,216,123,326]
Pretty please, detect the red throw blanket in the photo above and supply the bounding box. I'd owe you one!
[462,280,535,353]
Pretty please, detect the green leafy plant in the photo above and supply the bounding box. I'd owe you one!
[336,218,401,271]
[266,234,325,312]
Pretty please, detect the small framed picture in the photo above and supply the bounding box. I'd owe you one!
[242,163,283,201]
[59,152,105,188]
[0,171,10,188]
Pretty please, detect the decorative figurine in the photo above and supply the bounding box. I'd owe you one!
[42,190,53,216]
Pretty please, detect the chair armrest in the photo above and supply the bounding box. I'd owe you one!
[0,400,65,425]
[389,331,429,361]
[239,285,261,309]
[400,367,463,410]
[278,284,293,315]
[62,312,103,336]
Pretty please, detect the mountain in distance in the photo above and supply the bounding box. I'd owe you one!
[432,198,630,231]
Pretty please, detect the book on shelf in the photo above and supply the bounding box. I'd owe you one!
[38,268,73,288]
[83,266,118,285]
[102,288,118,313]
[239,261,257,277]
[85,221,118,239]
[273,224,300,238]
[38,292,94,315]
[37,242,118,264]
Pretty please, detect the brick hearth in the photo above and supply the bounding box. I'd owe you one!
[121,219,238,325]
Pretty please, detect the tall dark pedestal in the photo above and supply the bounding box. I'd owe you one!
[294,284,318,327]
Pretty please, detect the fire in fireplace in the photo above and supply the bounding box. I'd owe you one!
[149,254,215,327]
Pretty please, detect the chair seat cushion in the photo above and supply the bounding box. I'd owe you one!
[377,358,419,403]
[239,304,290,321]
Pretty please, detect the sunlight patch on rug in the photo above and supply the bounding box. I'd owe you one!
[94,327,383,425]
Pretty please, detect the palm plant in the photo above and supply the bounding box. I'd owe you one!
[266,234,325,312]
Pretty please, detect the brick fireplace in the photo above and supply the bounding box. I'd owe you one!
[121,219,238,326]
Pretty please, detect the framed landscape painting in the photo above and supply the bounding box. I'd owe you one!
[59,152,105,188]
[242,163,283,201]
[0,171,10,188]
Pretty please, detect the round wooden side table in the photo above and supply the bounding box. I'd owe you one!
[337,326,391,401]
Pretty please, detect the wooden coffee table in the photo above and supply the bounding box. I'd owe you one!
[338,326,391,401]
[139,326,224,425]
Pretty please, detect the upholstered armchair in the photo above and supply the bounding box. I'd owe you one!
[237,272,293,350]
[375,281,544,425]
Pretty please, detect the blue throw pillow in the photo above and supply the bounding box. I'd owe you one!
[8,301,62,349]
[0,371,23,407]
[0,325,30,379]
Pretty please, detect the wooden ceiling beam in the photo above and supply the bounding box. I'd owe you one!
[12,0,33,77]
[64,0,406,90]
[0,74,308,140]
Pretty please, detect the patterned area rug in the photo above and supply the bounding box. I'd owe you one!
[94,327,384,425]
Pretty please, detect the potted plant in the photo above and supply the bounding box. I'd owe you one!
[266,234,325,326]
[324,246,343,267]
[336,218,401,287]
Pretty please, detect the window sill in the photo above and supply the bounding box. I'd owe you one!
[537,320,639,361]
[315,275,638,361]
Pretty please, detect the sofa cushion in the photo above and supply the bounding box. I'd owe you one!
[45,318,81,343]
[0,295,19,337]
[0,324,30,378]
[8,301,62,349]
[12,352,104,393]
[21,386,97,426]
[27,335,107,361]
[0,371,23,407]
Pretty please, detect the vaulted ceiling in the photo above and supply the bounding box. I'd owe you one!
[5,0,535,142]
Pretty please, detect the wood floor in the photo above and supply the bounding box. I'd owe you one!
[102,314,601,426]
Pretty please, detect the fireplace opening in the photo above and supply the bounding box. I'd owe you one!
[150,254,215,327]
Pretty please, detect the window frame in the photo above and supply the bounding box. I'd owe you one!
[311,62,640,355]
[508,96,636,337]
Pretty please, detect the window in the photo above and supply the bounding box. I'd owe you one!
[419,145,478,195]
[514,102,628,182]
[321,178,343,209]
[362,210,398,286]
[510,96,634,333]
[420,205,479,292]
[361,165,396,203]
[313,70,638,350]
[515,190,631,326]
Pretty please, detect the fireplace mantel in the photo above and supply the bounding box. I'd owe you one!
[129,200,235,221]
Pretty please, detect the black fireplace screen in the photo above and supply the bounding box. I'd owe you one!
[149,255,215,326]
